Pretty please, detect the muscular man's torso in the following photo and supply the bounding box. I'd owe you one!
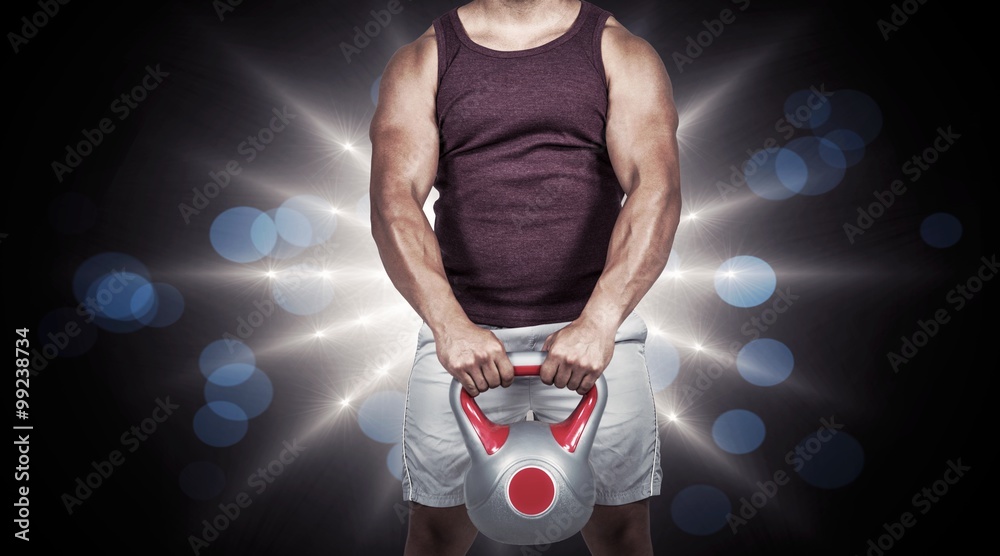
[432,0,622,327]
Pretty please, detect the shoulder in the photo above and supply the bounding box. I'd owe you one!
[384,24,438,83]
[372,24,440,127]
[599,16,664,69]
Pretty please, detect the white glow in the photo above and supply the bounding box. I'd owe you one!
[341,397,352,407]
[314,330,326,338]
[343,142,355,152]
[693,343,704,352]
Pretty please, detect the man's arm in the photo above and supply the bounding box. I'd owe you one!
[369,28,514,396]
[540,17,682,394]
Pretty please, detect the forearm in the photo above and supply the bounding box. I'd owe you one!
[370,192,472,336]
[371,188,514,392]
[579,181,681,332]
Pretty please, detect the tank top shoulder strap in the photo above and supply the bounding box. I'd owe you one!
[576,1,614,89]
[432,10,463,85]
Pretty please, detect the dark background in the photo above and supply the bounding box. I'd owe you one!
[5,0,991,554]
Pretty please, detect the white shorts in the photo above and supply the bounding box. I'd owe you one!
[400,311,662,507]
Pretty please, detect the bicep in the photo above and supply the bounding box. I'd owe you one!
[370,36,440,209]
[603,29,679,197]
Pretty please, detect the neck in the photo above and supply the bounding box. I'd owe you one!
[473,0,576,25]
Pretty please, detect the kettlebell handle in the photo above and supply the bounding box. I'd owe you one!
[450,351,608,458]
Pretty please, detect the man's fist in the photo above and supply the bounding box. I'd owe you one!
[436,323,514,396]
[539,319,616,394]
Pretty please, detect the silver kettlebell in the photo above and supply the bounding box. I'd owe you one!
[450,351,608,545]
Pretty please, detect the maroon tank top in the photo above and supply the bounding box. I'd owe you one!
[431,1,621,327]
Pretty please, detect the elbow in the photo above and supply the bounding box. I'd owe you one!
[369,189,423,242]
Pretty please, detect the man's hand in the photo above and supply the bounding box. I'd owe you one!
[436,323,515,397]
[539,317,617,394]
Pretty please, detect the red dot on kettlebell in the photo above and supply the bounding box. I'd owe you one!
[507,466,556,516]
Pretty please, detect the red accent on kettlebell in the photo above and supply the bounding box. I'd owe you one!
[459,391,510,455]
[512,365,598,453]
[507,466,556,516]
[513,365,541,376]
[460,364,600,455]
[549,387,597,453]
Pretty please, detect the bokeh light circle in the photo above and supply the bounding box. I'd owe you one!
[205,368,274,419]
[783,89,832,129]
[774,148,808,193]
[744,152,798,201]
[87,272,153,321]
[280,195,338,245]
[646,334,681,391]
[920,213,962,248]
[274,206,313,247]
[714,256,777,308]
[814,90,883,145]
[822,129,866,168]
[199,340,256,380]
[712,409,766,454]
[737,339,794,387]
[73,252,150,303]
[670,485,732,535]
[795,431,865,489]
[211,207,275,263]
[358,390,406,444]
[193,402,249,447]
[263,208,307,259]
[779,137,846,196]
